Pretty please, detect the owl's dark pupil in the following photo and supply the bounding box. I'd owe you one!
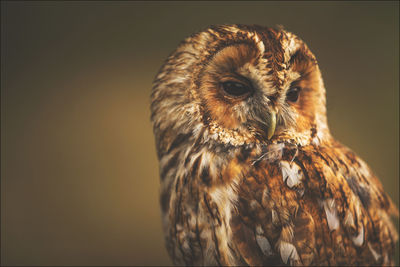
[221,81,251,97]
[286,87,301,102]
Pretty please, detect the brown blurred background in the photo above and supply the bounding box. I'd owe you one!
[1,1,398,266]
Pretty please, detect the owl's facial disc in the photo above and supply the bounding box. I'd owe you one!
[151,25,330,150]
[196,34,327,145]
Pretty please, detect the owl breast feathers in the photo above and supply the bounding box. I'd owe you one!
[150,24,398,266]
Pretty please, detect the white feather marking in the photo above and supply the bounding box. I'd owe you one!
[344,210,355,227]
[176,224,183,231]
[352,224,364,246]
[261,187,269,207]
[383,254,389,265]
[317,127,325,143]
[358,159,371,177]
[192,123,203,136]
[271,209,279,225]
[312,136,320,146]
[181,238,190,251]
[189,215,196,228]
[250,200,258,210]
[323,199,340,231]
[256,225,264,235]
[160,153,174,170]
[200,229,211,240]
[253,33,265,54]
[164,76,186,84]
[280,161,303,188]
[266,142,284,161]
[368,242,381,261]
[256,235,273,256]
[279,241,299,264]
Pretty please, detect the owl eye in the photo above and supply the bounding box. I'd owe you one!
[286,86,301,102]
[221,81,252,98]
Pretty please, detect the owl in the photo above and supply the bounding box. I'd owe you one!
[150,24,398,266]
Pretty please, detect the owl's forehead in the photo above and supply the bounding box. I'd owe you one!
[190,25,307,92]
[194,24,304,64]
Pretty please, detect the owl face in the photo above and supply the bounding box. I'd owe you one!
[152,25,330,153]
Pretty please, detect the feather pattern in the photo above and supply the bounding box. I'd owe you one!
[151,24,398,266]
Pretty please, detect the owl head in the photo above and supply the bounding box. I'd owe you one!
[151,24,329,157]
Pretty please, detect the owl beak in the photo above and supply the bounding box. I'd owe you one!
[267,110,276,140]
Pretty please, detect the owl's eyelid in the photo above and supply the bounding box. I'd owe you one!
[220,74,253,88]
[286,79,303,95]
[288,78,302,89]
[288,86,302,92]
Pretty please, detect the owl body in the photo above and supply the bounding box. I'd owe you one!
[151,25,398,266]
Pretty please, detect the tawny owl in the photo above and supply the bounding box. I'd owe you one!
[150,24,398,266]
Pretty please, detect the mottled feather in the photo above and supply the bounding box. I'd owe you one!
[151,24,398,266]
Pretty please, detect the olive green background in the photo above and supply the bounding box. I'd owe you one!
[1,1,398,266]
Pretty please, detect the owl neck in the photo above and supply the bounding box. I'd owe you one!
[157,113,331,187]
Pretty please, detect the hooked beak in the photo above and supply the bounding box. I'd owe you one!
[267,110,276,140]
